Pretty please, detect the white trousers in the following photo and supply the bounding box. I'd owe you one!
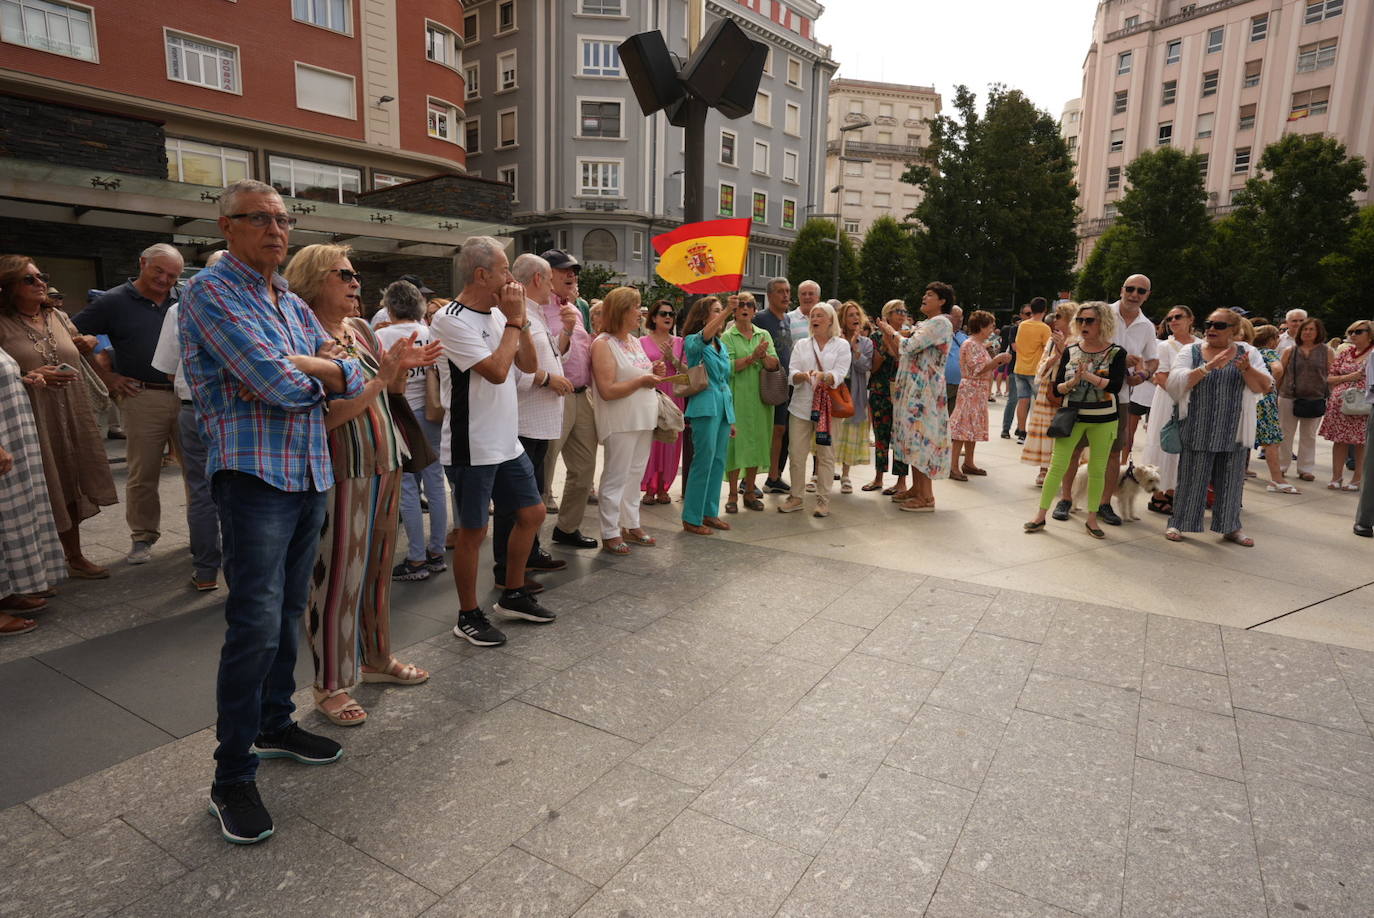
[1278,397,1320,477]
[598,429,653,539]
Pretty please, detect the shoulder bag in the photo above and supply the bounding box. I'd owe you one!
[813,340,854,419]
[757,332,788,406]
[1340,387,1372,417]
[661,342,707,399]
[423,366,444,422]
[1160,344,1202,454]
[653,389,685,442]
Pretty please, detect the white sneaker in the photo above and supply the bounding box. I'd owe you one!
[127,541,152,564]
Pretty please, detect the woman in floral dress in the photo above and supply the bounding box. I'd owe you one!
[1250,325,1292,493]
[949,310,1012,479]
[1320,321,1372,491]
[877,282,956,512]
[863,299,908,495]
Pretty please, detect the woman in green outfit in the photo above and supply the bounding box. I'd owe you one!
[722,292,779,512]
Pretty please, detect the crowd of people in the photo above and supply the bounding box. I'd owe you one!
[1,178,1372,846]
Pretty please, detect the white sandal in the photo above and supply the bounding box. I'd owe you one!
[840,477,853,494]
[1266,482,1300,494]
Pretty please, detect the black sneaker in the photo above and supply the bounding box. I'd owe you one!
[526,550,567,572]
[763,477,790,494]
[1051,499,1072,521]
[208,781,273,845]
[1000,431,1012,439]
[455,608,507,646]
[494,589,556,623]
[391,558,431,582]
[1015,430,1027,445]
[1097,503,1123,526]
[551,527,598,549]
[424,552,447,574]
[253,722,343,764]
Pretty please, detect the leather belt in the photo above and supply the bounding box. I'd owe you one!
[139,381,176,391]
[572,385,588,394]
[181,399,193,406]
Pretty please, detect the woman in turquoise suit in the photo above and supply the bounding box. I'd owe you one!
[679,295,736,535]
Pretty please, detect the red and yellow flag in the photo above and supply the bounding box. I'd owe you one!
[653,218,752,294]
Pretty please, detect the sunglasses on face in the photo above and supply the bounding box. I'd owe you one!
[1351,329,1371,336]
[1124,285,1150,295]
[20,272,50,286]
[1203,320,1235,331]
[1167,314,1188,321]
[656,311,674,318]
[1075,316,1098,325]
[328,268,362,284]
[226,211,297,229]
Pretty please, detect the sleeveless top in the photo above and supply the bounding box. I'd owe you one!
[1280,345,1329,399]
[1182,343,1247,452]
[326,318,405,479]
[591,332,657,439]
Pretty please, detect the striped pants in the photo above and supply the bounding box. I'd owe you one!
[307,470,402,692]
[1170,447,1246,534]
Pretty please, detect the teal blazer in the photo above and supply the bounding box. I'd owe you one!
[684,332,736,423]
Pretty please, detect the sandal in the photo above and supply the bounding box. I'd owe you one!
[948,470,968,482]
[1147,495,1173,514]
[361,658,430,685]
[641,494,657,506]
[682,521,714,535]
[601,539,632,555]
[1343,482,1362,492]
[897,499,935,513]
[1223,530,1255,547]
[1034,470,1047,487]
[881,486,898,496]
[314,688,367,726]
[1084,522,1105,540]
[1328,480,1343,490]
[0,613,37,636]
[1266,482,1300,494]
[66,557,109,580]
[861,481,883,492]
[1297,473,1315,482]
[1164,528,1184,542]
[743,497,765,511]
[1023,520,1046,533]
[622,528,657,545]
[962,465,987,476]
[725,500,739,514]
[0,594,47,613]
[840,478,853,494]
[702,517,731,531]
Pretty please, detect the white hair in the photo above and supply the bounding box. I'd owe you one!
[511,252,551,286]
[1285,308,1308,321]
[809,301,838,335]
[219,179,280,217]
[140,243,184,263]
[456,236,507,287]
[204,250,226,267]
[799,280,821,295]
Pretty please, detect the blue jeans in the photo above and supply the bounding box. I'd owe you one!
[211,471,328,787]
[178,404,222,579]
[399,416,448,562]
[683,413,731,525]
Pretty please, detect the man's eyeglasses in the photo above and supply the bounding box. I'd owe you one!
[1203,320,1235,331]
[226,212,297,229]
[328,268,362,284]
[1075,315,1098,325]
[20,273,50,286]
[1123,285,1150,295]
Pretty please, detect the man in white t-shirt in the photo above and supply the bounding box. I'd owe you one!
[431,237,554,646]
[1277,308,1307,353]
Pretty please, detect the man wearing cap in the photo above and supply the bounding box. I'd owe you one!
[371,273,435,327]
[75,242,186,565]
[541,249,600,549]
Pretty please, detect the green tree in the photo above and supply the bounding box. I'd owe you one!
[1321,205,1374,331]
[1074,223,1136,303]
[785,218,859,301]
[857,215,917,313]
[1195,214,1255,313]
[1113,146,1211,307]
[578,263,623,300]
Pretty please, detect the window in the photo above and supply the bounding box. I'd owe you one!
[372,172,412,189]
[463,12,477,43]
[464,118,480,152]
[1109,128,1124,153]
[1197,153,1208,176]
[1067,135,1078,153]
[579,158,622,196]
[844,160,863,177]
[166,138,250,186]
[426,23,459,68]
[1124,14,1139,27]
[848,99,864,115]
[631,230,643,260]
[874,191,891,209]
[783,150,799,183]
[719,130,736,166]
[428,99,459,142]
[759,251,784,278]
[1106,166,1121,190]
[877,131,893,144]
[268,154,360,204]
[1201,70,1218,97]
[1,0,97,60]
[752,139,768,173]
[579,0,623,14]
[1165,39,1182,65]
[784,101,800,135]
[1206,26,1223,54]
[903,193,918,211]
[874,162,892,180]
[843,220,860,235]
[754,90,771,125]
[1196,112,1215,138]
[295,63,355,119]
[498,108,517,147]
[1304,0,1342,24]
[497,50,516,90]
[1290,87,1330,119]
[579,38,621,77]
[1236,104,1255,131]
[1250,13,1268,42]
[1233,146,1251,174]
[1157,122,1173,146]
[165,31,238,93]
[909,104,925,120]
[1113,90,1128,114]
[752,191,767,223]
[1161,80,1177,105]
[497,166,516,200]
[497,1,515,33]
[583,229,617,261]
[1117,50,1132,74]
[1104,203,1119,219]
[1297,39,1337,73]
[782,198,796,230]
[464,63,479,99]
[579,99,621,138]
[718,182,735,216]
[761,46,773,76]
[1244,59,1262,88]
[786,56,802,87]
[292,0,348,33]
[843,190,860,206]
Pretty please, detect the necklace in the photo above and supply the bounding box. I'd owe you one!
[17,310,59,365]
[330,325,358,358]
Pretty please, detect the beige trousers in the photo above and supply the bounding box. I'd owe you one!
[551,391,599,533]
[788,414,835,508]
[119,387,182,544]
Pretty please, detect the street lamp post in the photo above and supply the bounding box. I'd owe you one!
[832,118,872,297]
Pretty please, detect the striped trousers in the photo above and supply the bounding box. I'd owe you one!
[1169,447,1246,534]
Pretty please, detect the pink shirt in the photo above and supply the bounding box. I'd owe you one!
[544,295,592,388]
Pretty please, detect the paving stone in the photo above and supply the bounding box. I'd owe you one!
[421,847,595,918]
[1123,758,1265,918]
[492,616,631,672]
[1234,708,1374,801]
[1331,644,1374,711]
[1035,604,1146,690]
[296,686,483,777]
[1016,670,1140,734]
[926,869,1081,918]
[1141,659,1233,716]
[572,809,811,918]
[949,710,1135,918]
[772,617,870,668]
[121,814,435,917]
[817,585,915,630]
[977,590,1060,644]
[1137,698,1243,782]
[926,633,1039,725]
[0,818,184,918]
[0,620,83,666]
[1223,629,1364,733]
[885,704,1005,791]
[539,569,653,604]
[570,591,682,632]
[856,598,988,672]
[793,651,941,724]
[1146,615,1227,675]
[517,762,699,886]
[776,765,973,917]
[428,649,559,713]
[1248,775,1374,918]
[670,575,845,643]
[0,804,63,868]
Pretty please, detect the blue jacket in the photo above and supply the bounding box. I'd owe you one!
[684,332,736,423]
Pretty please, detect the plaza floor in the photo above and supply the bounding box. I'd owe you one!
[2,403,1372,918]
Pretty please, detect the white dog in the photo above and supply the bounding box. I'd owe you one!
[1071,462,1161,521]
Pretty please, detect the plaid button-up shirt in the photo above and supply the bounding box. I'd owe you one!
[180,252,363,492]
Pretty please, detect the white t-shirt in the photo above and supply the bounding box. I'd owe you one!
[150,303,191,401]
[375,320,433,412]
[432,302,521,467]
[369,306,389,329]
[1110,300,1160,407]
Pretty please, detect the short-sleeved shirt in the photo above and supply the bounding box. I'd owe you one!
[1013,319,1051,375]
[150,303,190,401]
[946,330,969,384]
[74,280,179,383]
[1110,301,1160,406]
[432,301,521,467]
[375,320,435,412]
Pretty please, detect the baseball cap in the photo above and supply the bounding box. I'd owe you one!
[541,249,582,274]
[46,286,64,299]
[1229,306,1251,317]
[397,273,435,296]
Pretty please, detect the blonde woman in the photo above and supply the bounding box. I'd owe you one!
[833,301,873,493]
[1021,301,1076,487]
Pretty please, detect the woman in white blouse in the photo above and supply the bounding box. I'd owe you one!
[780,302,851,518]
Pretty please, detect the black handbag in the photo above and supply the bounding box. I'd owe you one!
[387,392,438,473]
[1293,397,1326,418]
[1047,406,1079,438]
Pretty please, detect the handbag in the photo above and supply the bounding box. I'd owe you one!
[758,341,788,407]
[653,389,685,443]
[812,340,854,419]
[423,366,444,422]
[1160,405,1184,454]
[1047,406,1078,438]
[661,344,707,399]
[1340,387,1372,417]
[387,391,438,473]
[1293,396,1326,418]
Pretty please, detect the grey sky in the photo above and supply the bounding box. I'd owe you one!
[817,0,1101,118]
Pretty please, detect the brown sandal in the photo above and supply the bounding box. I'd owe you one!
[682,521,714,535]
[948,471,968,482]
[314,688,367,726]
[703,516,732,530]
[66,557,109,580]
[0,594,47,612]
[0,613,37,636]
[361,658,430,685]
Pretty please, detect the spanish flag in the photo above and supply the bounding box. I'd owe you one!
[653,218,752,294]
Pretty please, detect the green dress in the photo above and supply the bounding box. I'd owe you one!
[722,323,777,473]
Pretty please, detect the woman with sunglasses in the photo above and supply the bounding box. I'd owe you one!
[0,255,117,580]
[1162,310,1272,545]
[679,296,735,533]
[283,246,442,726]
[1319,320,1372,491]
[1020,301,1076,489]
[863,299,909,495]
[722,292,778,512]
[1139,305,1199,513]
[1023,303,1125,537]
[639,300,684,507]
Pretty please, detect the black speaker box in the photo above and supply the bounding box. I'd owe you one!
[618,31,685,115]
[679,17,767,120]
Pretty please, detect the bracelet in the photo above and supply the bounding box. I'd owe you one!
[539,372,550,388]
[505,321,525,331]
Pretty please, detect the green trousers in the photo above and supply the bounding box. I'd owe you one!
[1038,419,1115,511]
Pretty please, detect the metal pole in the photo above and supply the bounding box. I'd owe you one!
[832,132,847,297]
[683,98,707,224]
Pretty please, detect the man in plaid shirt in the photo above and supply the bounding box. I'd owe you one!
[181,179,363,845]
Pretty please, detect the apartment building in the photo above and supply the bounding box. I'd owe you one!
[823,78,941,239]
[1061,97,1084,164]
[458,0,837,290]
[1074,0,1374,265]
[0,0,511,297]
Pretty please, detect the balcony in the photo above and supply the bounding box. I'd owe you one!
[826,140,924,159]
